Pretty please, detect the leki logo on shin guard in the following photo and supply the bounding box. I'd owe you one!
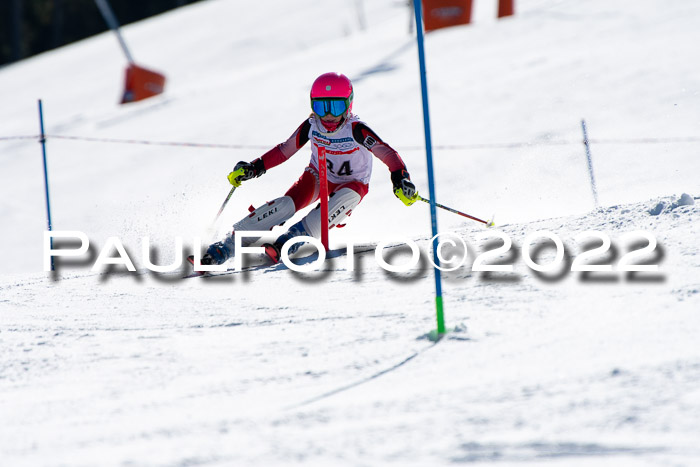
[257,207,278,222]
[329,205,346,222]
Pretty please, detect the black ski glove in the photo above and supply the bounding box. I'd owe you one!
[391,169,418,206]
[228,159,266,186]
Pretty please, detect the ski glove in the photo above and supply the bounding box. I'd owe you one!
[228,159,266,187]
[391,169,419,206]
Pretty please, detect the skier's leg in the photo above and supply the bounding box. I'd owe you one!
[204,195,296,264]
[284,166,320,211]
[264,183,366,262]
[203,168,319,265]
[301,186,363,238]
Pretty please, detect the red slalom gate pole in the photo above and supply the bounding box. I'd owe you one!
[317,146,329,251]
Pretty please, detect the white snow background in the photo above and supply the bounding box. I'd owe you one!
[1,0,699,465]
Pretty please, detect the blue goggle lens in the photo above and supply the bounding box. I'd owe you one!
[312,99,348,117]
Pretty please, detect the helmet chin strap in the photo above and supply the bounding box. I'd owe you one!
[316,113,349,134]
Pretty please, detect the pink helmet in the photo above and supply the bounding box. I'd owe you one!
[310,73,354,132]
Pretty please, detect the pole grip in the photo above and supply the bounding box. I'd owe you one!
[317,146,329,251]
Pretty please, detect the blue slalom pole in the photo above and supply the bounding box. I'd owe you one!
[412,0,445,335]
[38,99,54,271]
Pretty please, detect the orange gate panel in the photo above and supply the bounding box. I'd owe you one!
[121,63,166,104]
[422,0,473,32]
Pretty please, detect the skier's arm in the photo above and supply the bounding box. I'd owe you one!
[352,122,418,206]
[258,119,312,171]
[228,119,311,186]
[352,122,406,172]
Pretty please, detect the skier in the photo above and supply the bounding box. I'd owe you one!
[200,72,419,265]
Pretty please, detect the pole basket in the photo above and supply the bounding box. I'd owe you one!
[121,63,166,104]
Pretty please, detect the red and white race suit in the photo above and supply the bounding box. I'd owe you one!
[259,114,406,205]
[232,114,408,235]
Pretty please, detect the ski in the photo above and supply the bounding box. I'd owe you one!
[183,245,375,279]
[183,253,274,278]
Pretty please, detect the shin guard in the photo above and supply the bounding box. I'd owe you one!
[233,196,296,232]
[301,188,361,239]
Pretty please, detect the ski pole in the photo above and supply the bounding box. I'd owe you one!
[213,185,237,224]
[205,185,237,238]
[417,195,493,226]
[207,167,246,235]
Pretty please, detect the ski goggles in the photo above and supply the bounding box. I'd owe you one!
[311,98,350,117]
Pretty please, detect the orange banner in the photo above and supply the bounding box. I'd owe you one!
[422,0,472,32]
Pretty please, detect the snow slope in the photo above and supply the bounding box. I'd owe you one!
[1,0,699,465]
[2,196,699,466]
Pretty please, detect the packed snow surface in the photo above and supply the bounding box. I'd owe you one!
[1,0,699,465]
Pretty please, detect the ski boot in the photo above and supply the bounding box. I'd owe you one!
[205,233,236,265]
[188,233,235,266]
[263,221,308,264]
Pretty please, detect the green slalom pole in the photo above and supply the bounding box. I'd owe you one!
[412,1,446,338]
